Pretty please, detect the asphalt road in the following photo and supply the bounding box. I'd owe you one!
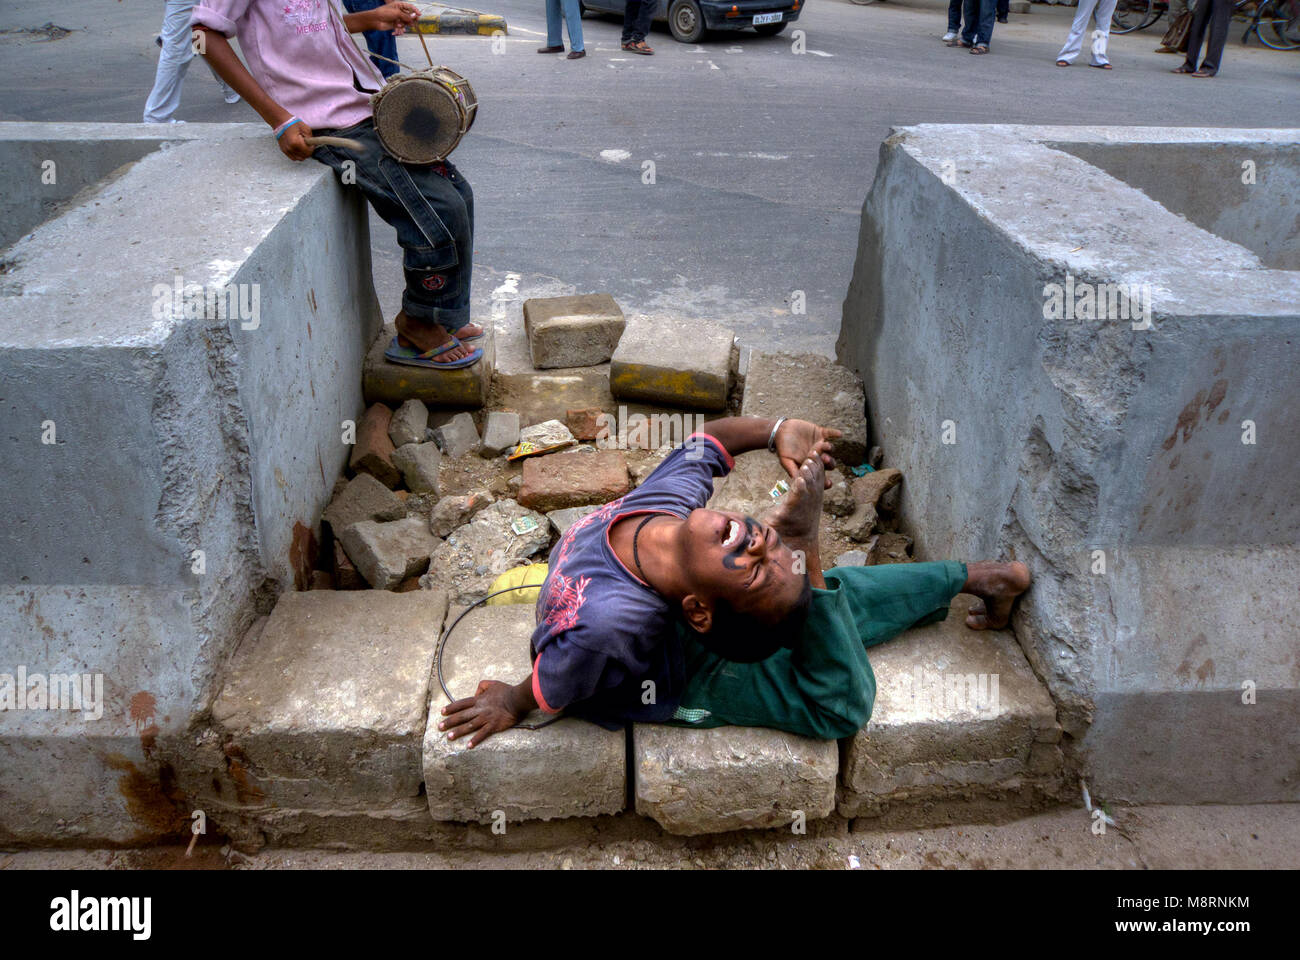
[1,0,1296,354]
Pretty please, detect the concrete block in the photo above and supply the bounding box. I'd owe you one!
[491,319,616,426]
[480,411,521,457]
[205,590,448,808]
[633,724,839,836]
[423,605,625,823]
[350,403,401,488]
[518,450,630,512]
[391,441,442,495]
[337,517,439,589]
[838,596,1060,818]
[363,324,495,409]
[524,294,626,368]
[610,317,733,411]
[434,411,481,459]
[741,351,869,465]
[547,505,600,538]
[322,473,406,535]
[388,398,430,448]
[1008,0,1030,12]
[519,418,576,449]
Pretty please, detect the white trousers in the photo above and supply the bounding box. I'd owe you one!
[143,0,235,122]
[1056,0,1119,65]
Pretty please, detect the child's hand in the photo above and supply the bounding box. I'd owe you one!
[438,679,526,748]
[278,119,315,162]
[374,1,420,34]
[774,419,841,488]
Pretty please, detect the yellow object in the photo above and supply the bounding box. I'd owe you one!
[485,564,549,605]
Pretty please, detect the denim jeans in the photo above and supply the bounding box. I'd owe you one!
[312,118,474,332]
[961,0,997,45]
[547,0,585,50]
[342,0,400,78]
[947,0,964,31]
[622,0,658,43]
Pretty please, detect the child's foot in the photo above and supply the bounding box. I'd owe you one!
[394,311,474,363]
[962,561,1031,629]
[764,457,825,558]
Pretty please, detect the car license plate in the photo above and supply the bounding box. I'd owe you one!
[753,12,782,24]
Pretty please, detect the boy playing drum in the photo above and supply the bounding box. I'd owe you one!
[194,0,484,369]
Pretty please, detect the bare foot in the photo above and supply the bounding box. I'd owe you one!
[962,561,1031,629]
[453,321,485,338]
[395,310,474,363]
[764,458,825,585]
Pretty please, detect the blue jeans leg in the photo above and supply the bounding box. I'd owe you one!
[947,0,963,31]
[962,0,996,44]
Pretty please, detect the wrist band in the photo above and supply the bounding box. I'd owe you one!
[273,117,302,140]
[767,416,788,452]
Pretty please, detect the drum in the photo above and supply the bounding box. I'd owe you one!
[371,67,478,165]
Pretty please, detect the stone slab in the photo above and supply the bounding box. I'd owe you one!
[204,590,449,808]
[741,351,869,465]
[523,294,626,369]
[423,605,626,823]
[363,324,495,409]
[838,596,1061,818]
[609,317,733,411]
[633,724,839,836]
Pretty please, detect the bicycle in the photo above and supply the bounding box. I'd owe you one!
[1110,0,1299,45]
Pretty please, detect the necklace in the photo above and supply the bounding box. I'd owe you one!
[631,514,659,583]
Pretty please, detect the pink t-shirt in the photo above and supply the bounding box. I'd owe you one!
[192,0,384,130]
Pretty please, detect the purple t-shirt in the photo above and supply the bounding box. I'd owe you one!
[530,434,734,726]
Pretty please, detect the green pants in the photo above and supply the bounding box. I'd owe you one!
[669,561,968,740]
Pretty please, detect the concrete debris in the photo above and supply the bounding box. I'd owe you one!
[391,441,442,495]
[428,490,492,538]
[350,403,401,488]
[424,500,551,603]
[388,398,430,449]
[519,418,576,450]
[434,411,481,459]
[480,411,521,458]
[322,473,405,534]
[337,517,439,590]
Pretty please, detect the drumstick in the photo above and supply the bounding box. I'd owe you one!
[303,135,366,151]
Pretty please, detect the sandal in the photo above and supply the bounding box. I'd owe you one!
[622,40,654,54]
[1171,64,1196,73]
[384,336,482,370]
[1056,59,1069,66]
[1089,62,1112,69]
[1191,67,1216,77]
[971,44,989,54]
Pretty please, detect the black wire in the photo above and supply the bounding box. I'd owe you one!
[435,583,562,730]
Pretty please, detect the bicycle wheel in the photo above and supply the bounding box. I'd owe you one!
[1255,0,1300,46]
[1112,0,1156,33]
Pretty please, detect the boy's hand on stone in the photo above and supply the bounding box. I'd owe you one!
[439,679,524,748]
[774,419,840,488]
[278,120,315,162]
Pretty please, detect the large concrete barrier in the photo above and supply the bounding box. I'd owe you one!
[0,123,382,843]
[838,126,1300,804]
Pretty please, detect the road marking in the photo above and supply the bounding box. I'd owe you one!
[600,149,631,162]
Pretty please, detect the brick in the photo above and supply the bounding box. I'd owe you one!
[567,407,605,442]
[362,324,494,409]
[321,473,405,535]
[349,403,401,488]
[634,724,838,836]
[523,294,626,369]
[610,316,733,411]
[391,441,442,495]
[518,450,630,512]
[388,398,430,448]
[480,411,521,457]
[434,411,480,459]
[337,517,439,589]
[205,590,448,808]
[423,604,625,823]
[837,596,1061,818]
[853,468,902,509]
[741,351,870,465]
[333,541,366,590]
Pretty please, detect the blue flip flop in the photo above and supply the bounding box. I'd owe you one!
[384,336,482,370]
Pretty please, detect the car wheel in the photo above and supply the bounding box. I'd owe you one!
[754,21,787,35]
[668,0,706,43]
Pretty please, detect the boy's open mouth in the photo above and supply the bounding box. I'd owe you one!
[722,518,743,549]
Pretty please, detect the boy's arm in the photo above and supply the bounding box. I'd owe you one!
[701,417,841,488]
[343,2,420,34]
[437,677,536,748]
[195,27,316,160]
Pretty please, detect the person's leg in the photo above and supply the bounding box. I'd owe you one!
[961,0,979,42]
[563,0,586,51]
[1180,0,1213,69]
[946,0,963,36]
[142,0,196,123]
[622,0,644,43]
[545,0,565,47]
[1088,0,1119,64]
[996,0,1009,20]
[1195,0,1231,73]
[344,0,400,77]
[975,0,998,45]
[1056,0,1097,62]
[311,120,477,362]
[635,0,658,39]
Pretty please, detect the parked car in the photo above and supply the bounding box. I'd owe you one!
[579,0,805,44]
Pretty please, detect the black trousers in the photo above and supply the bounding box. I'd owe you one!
[1184,0,1231,72]
[622,0,658,42]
